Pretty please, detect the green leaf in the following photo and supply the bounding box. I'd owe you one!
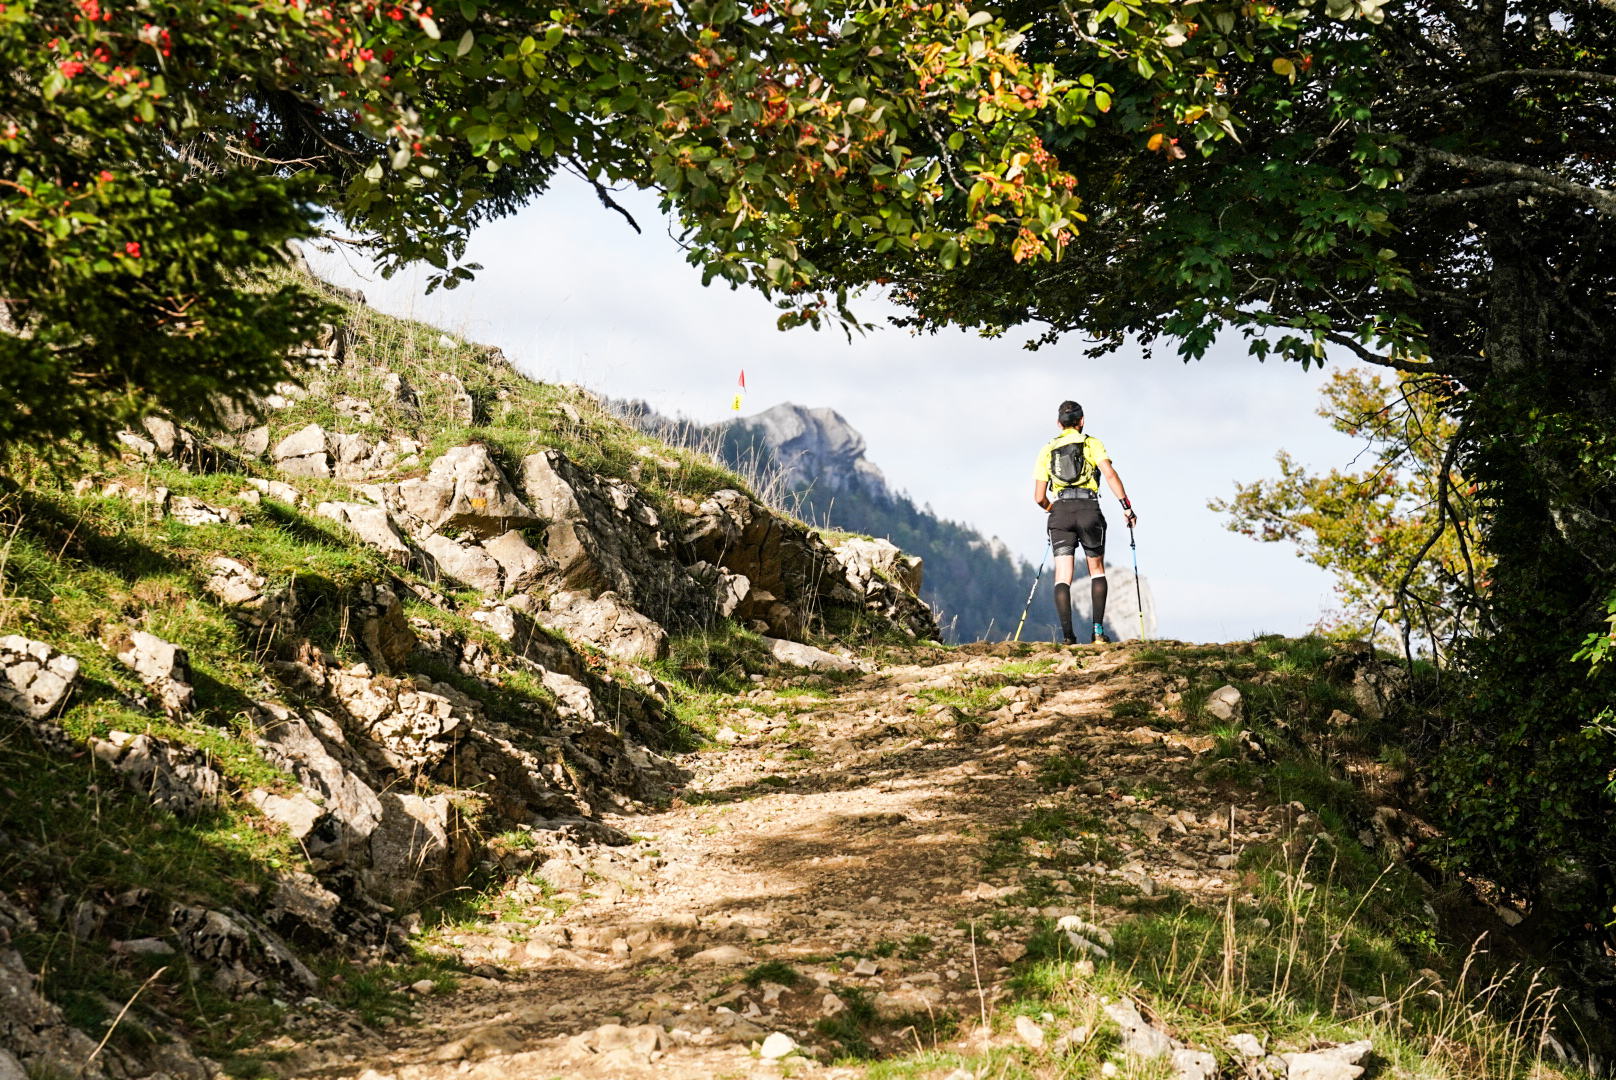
[459,30,477,56]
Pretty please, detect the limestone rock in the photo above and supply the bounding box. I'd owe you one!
[1103,999,1172,1059]
[324,667,479,775]
[169,496,242,526]
[205,557,266,606]
[252,703,385,865]
[761,1032,797,1059]
[1281,1041,1372,1080]
[273,423,332,478]
[0,636,79,720]
[1014,1015,1046,1049]
[538,590,669,662]
[317,502,412,564]
[831,535,924,594]
[334,394,376,425]
[169,903,318,992]
[1227,1034,1266,1059]
[113,630,195,714]
[382,372,421,417]
[688,944,751,965]
[762,636,857,672]
[1351,662,1407,720]
[261,871,348,947]
[683,487,937,639]
[398,445,535,540]
[366,792,471,903]
[687,560,750,617]
[483,529,553,594]
[91,732,223,816]
[351,582,416,673]
[247,477,304,506]
[419,534,504,592]
[0,948,108,1080]
[521,448,708,626]
[1173,1048,1218,1080]
[117,415,221,472]
[250,789,325,840]
[1204,684,1243,722]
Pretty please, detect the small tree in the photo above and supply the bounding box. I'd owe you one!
[1212,370,1488,661]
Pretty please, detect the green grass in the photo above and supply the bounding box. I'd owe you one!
[1036,753,1091,788]
[743,959,804,987]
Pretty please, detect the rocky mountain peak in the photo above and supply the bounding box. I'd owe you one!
[739,403,890,501]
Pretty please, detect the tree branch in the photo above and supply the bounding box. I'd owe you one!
[1408,180,1572,209]
[1413,145,1616,217]
[1324,332,1443,373]
[567,160,643,234]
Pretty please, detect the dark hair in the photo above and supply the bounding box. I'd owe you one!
[1058,400,1084,427]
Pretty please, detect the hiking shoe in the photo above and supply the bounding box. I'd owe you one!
[1062,634,1079,646]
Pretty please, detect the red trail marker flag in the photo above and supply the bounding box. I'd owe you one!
[731,370,746,412]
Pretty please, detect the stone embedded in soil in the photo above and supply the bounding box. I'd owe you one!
[1014,1015,1046,1049]
[92,732,222,817]
[317,502,413,564]
[763,636,858,672]
[1228,1033,1266,1059]
[760,1032,797,1059]
[688,945,752,966]
[538,589,669,662]
[418,533,504,592]
[1204,683,1243,722]
[0,635,79,721]
[113,630,196,714]
[1104,999,1173,1059]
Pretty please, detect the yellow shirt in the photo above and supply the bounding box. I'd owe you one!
[1033,429,1108,493]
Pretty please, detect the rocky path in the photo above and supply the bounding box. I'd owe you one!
[285,642,1296,1080]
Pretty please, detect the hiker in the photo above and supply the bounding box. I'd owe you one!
[1033,400,1136,644]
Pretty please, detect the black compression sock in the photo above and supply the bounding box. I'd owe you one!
[1053,583,1075,640]
[1091,574,1108,632]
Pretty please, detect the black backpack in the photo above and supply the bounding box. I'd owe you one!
[1050,437,1096,488]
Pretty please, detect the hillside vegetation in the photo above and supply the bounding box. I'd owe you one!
[0,274,1597,1080]
[0,271,935,1080]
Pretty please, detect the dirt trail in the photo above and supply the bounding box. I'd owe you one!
[285,642,1290,1080]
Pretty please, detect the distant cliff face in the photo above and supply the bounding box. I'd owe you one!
[741,403,890,501]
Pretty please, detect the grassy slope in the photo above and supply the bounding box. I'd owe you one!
[0,275,806,1074]
[797,638,1576,1080]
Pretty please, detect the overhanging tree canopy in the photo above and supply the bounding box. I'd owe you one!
[807,0,1616,941]
[4,0,1272,447]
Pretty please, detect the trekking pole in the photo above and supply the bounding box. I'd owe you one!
[1129,524,1146,641]
[1013,541,1050,642]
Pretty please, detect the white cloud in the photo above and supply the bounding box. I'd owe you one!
[308,176,1368,643]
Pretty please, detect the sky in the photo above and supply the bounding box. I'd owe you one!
[307,175,1369,643]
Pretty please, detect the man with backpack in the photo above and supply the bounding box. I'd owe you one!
[1033,400,1137,644]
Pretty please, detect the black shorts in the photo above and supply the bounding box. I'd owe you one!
[1048,498,1106,559]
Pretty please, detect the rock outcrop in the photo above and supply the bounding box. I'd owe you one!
[0,636,78,721]
[112,630,196,715]
[90,731,224,816]
[521,448,709,629]
[538,590,670,663]
[273,423,401,480]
